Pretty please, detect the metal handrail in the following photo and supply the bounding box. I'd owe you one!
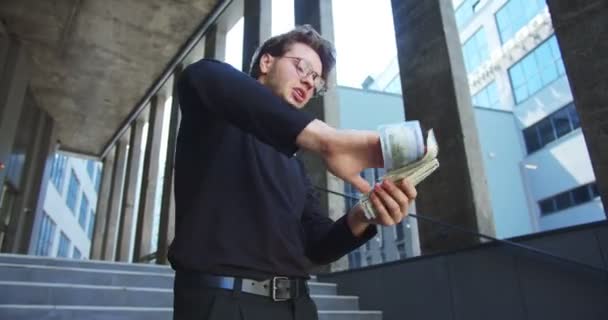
[317,186,608,274]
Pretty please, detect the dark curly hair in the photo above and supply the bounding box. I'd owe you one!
[249,24,336,81]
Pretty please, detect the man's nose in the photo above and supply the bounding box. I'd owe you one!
[300,75,314,91]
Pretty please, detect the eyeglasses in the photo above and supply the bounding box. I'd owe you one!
[282,56,327,96]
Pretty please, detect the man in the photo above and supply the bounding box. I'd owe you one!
[169,25,417,320]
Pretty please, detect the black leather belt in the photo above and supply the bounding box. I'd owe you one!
[199,274,309,301]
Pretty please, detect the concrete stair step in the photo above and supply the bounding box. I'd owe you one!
[0,262,337,295]
[0,263,174,289]
[318,310,383,320]
[0,281,355,310]
[0,305,172,320]
[0,254,173,274]
[0,306,383,320]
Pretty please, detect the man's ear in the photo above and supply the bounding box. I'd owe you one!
[259,53,275,75]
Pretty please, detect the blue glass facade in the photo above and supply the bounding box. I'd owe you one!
[495,0,546,43]
[508,35,565,104]
[462,27,489,73]
[66,171,80,214]
[473,81,500,108]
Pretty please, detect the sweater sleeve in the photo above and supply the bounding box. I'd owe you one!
[299,166,377,265]
[177,59,315,156]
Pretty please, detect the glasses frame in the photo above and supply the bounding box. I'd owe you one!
[282,56,327,97]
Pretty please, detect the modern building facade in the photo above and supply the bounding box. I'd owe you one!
[354,0,603,243]
[29,155,101,259]
[457,0,604,235]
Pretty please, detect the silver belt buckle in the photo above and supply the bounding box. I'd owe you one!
[271,276,290,301]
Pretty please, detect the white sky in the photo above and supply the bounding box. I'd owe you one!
[225,0,398,89]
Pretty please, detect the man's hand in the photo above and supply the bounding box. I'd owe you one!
[347,179,417,236]
[296,120,383,193]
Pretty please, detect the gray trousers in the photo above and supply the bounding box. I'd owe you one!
[173,272,318,320]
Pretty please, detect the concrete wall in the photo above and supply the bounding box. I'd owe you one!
[319,221,608,320]
[337,86,405,130]
[474,107,532,238]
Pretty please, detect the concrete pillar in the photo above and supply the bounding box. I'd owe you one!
[12,111,57,254]
[242,0,272,72]
[102,135,129,261]
[546,0,608,214]
[204,24,227,61]
[116,117,146,262]
[157,69,182,265]
[2,98,40,253]
[0,36,29,188]
[91,148,115,260]
[390,0,495,254]
[133,95,168,262]
[294,0,347,271]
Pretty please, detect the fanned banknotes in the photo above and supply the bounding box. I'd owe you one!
[360,121,440,220]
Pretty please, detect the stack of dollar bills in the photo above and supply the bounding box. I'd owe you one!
[360,121,440,221]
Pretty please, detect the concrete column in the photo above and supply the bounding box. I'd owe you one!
[133,95,168,262]
[390,0,495,254]
[3,99,41,253]
[157,69,182,265]
[91,148,115,260]
[546,0,608,214]
[294,0,347,272]
[242,0,272,72]
[102,135,129,261]
[204,24,227,61]
[13,111,57,254]
[0,36,29,187]
[116,117,146,262]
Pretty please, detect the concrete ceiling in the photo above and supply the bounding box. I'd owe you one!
[0,0,221,156]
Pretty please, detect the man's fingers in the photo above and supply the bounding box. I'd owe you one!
[370,192,395,225]
[400,179,418,202]
[351,175,372,194]
[374,183,406,223]
[380,180,410,215]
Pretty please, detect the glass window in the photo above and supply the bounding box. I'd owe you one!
[552,107,572,138]
[572,185,591,205]
[590,183,599,198]
[78,194,89,229]
[50,154,67,193]
[73,248,82,259]
[57,232,71,258]
[537,118,556,146]
[396,243,407,259]
[539,198,555,215]
[66,171,80,214]
[540,182,599,215]
[462,28,489,73]
[568,105,580,129]
[509,36,565,104]
[523,126,541,153]
[349,251,361,269]
[87,210,95,240]
[473,81,501,108]
[522,103,581,154]
[495,0,547,43]
[454,0,482,28]
[554,192,573,211]
[34,212,56,256]
[395,222,405,241]
[86,160,95,180]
